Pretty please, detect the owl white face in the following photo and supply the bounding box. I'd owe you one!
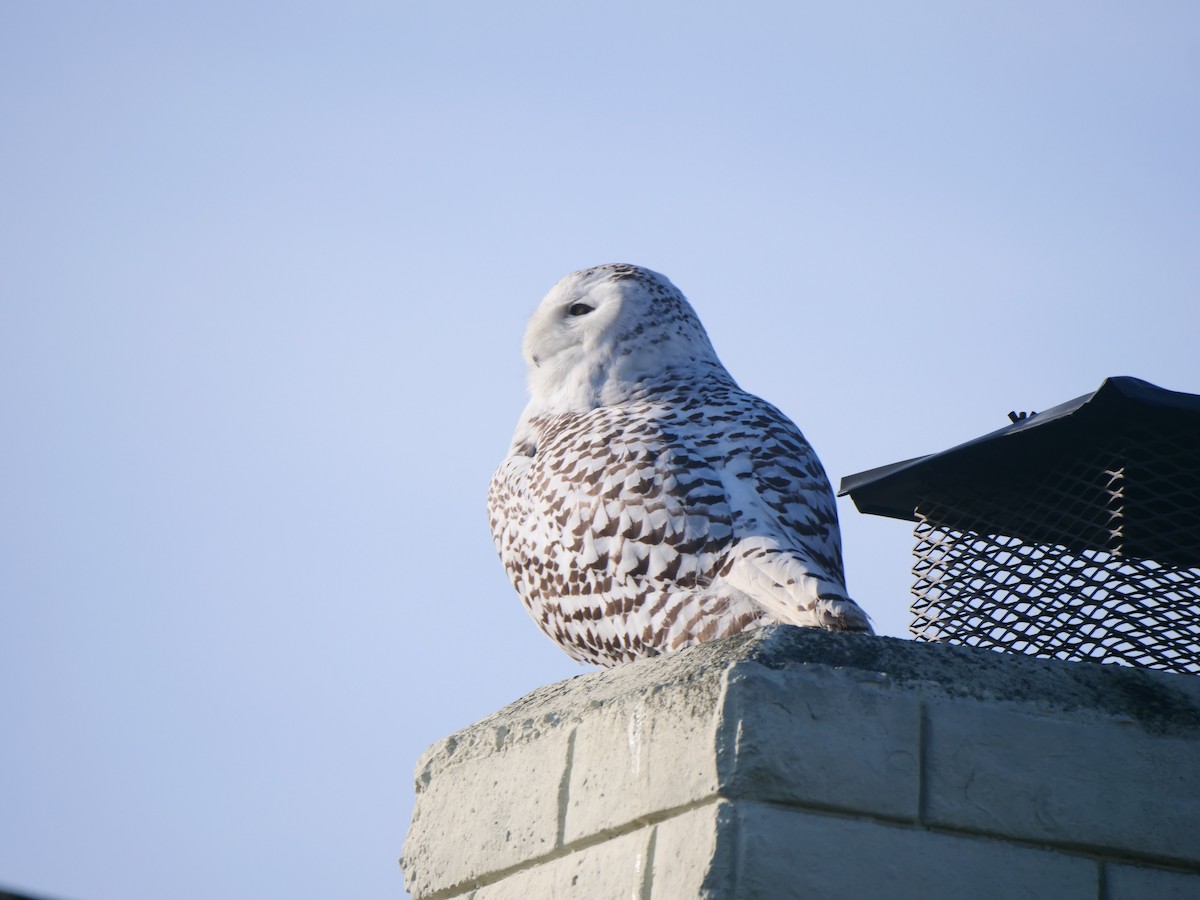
[522,266,624,371]
[522,264,720,414]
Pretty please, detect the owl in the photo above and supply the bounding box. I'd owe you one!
[487,264,871,667]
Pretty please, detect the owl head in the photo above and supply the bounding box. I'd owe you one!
[522,264,723,413]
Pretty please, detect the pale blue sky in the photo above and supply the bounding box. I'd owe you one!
[2,3,1198,899]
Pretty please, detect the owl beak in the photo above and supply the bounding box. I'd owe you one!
[531,354,541,367]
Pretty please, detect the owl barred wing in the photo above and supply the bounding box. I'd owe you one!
[690,390,871,633]
[714,396,845,568]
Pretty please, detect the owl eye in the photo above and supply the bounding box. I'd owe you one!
[568,303,595,317]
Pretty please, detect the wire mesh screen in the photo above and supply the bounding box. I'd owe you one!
[909,432,1200,675]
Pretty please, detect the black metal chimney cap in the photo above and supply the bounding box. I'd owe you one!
[838,376,1200,525]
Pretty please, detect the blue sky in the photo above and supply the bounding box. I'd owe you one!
[2,3,1197,898]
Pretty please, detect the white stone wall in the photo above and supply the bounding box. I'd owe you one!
[401,626,1200,899]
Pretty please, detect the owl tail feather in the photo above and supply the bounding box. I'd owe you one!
[719,539,874,636]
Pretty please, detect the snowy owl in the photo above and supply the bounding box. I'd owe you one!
[488,264,871,667]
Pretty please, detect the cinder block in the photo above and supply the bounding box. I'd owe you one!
[733,802,1098,900]
[402,722,573,898]
[719,664,922,820]
[1105,862,1200,900]
[924,699,1200,865]
[563,687,721,843]
[649,801,736,899]
[472,825,654,900]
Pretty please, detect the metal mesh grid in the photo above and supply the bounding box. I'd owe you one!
[909,432,1200,675]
